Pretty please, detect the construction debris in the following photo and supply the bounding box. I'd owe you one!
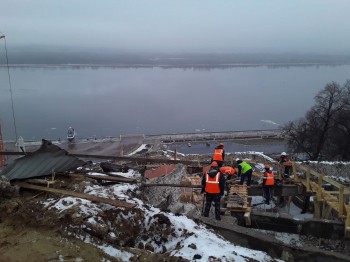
[0,175,18,198]
[15,182,136,209]
[1,140,85,181]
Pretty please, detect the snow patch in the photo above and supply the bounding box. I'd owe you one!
[41,171,279,262]
[127,144,148,155]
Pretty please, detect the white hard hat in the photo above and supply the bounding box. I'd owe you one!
[281,152,287,156]
[235,158,240,162]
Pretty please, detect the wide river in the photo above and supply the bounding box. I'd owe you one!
[1,64,349,141]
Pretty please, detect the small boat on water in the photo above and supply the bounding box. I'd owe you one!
[187,142,192,147]
[206,142,210,147]
[67,127,76,142]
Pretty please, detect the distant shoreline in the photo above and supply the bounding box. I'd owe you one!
[1,62,349,69]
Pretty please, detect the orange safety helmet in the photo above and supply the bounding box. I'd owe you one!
[211,161,218,167]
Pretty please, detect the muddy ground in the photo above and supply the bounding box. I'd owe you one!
[0,221,110,262]
[0,172,195,262]
[0,180,116,262]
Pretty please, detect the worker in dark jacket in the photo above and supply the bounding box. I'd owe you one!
[263,164,275,204]
[201,161,225,220]
[211,143,225,167]
[236,158,253,186]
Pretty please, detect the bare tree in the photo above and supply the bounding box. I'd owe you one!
[284,81,350,160]
[326,80,350,160]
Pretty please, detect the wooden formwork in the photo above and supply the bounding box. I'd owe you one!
[224,184,252,225]
[282,162,350,238]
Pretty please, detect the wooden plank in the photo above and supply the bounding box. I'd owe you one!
[26,179,56,186]
[327,203,339,211]
[15,182,136,209]
[64,173,137,183]
[244,211,251,226]
[323,195,338,202]
[323,191,350,195]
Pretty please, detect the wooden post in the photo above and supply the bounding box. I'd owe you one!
[278,165,282,180]
[306,167,311,192]
[174,149,177,161]
[317,174,323,201]
[292,162,299,182]
[322,204,332,219]
[345,205,350,239]
[313,199,321,219]
[244,210,251,226]
[339,185,344,217]
[287,196,292,214]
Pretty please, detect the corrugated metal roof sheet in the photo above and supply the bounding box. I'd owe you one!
[0,140,85,181]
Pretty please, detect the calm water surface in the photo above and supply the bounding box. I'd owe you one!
[1,65,349,141]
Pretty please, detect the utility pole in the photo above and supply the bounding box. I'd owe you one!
[0,36,6,165]
[1,34,18,142]
[0,124,6,167]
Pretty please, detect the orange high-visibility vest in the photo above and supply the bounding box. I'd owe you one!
[205,172,221,194]
[264,171,274,186]
[213,149,224,161]
[220,166,236,176]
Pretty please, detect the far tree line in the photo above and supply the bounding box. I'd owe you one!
[283,80,350,161]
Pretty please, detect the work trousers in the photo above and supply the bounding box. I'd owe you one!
[283,166,291,178]
[203,193,221,220]
[263,185,273,204]
[225,175,232,194]
[240,169,253,186]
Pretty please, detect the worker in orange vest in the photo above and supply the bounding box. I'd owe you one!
[263,164,275,205]
[220,165,236,195]
[201,161,225,220]
[211,143,225,167]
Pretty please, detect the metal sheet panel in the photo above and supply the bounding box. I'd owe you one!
[0,140,85,181]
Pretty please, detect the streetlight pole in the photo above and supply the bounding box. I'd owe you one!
[0,34,18,142]
[0,34,6,166]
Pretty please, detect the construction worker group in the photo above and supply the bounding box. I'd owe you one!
[201,143,289,220]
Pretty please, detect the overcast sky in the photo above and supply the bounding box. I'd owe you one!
[1,0,350,53]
